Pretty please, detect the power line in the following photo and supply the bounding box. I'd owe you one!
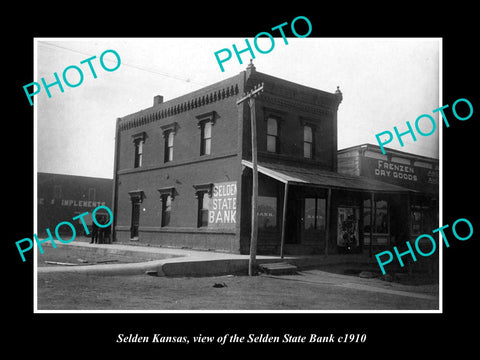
[38,41,208,86]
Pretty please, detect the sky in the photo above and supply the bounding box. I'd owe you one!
[35,38,440,179]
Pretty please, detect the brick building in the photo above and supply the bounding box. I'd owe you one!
[111,63,429,256]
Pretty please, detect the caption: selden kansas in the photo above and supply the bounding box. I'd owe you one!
[116,333,367,344]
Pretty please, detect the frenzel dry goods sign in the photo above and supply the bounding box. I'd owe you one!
[361,158,438,192]
[208,181,237,228]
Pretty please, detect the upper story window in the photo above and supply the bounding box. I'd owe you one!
[303,125,314,159]
[134,139,143,168]
[196,111,217,156]
[164,130,174,163]
[161,123,177,163]
[267,117,279,153]
[132,132,146,168]
[200,121,212,156]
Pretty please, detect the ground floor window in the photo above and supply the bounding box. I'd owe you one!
[411,205,433,235]
[257,196,277,230]
[161,194,172,227]
[304,197,325,231]
[363,197,389,244]
[197,191,210,227]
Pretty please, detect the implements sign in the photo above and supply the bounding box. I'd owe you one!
[208,181,237,229]
[361,157,439,193]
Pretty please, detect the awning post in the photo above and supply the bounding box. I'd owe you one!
[325,188,332,256]
[280,182,289,258]
[369,192,375,257]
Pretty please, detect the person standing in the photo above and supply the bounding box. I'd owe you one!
[91,219,99,244]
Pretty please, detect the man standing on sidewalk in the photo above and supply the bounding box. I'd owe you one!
[91,219,99,244]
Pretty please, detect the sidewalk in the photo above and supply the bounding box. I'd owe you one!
[36,238,286,276]
[37,237,438,287]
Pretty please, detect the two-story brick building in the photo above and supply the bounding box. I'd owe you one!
[111,63,420,256]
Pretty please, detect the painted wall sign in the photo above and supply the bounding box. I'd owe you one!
[208,181,237,228]
[38,198,106,208]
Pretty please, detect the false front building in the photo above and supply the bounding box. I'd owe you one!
[111,63,425,256]
[37,172,113,236]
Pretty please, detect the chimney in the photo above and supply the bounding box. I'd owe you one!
[246,59,256,78]
[153,95,164,106]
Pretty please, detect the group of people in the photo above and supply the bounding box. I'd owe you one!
[90,215,111,244]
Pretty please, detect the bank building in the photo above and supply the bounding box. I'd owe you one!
[111,62,439,261]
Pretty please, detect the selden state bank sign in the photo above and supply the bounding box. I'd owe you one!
[208,181,237,229]
[362,158,439,193]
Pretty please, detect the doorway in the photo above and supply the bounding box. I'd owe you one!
[285,193,300,244]
[130,201,140,239]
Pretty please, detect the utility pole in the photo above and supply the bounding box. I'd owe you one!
[237,81,264,276]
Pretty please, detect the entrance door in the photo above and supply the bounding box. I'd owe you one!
[130,201,140,239]
[285,194,301,244]
[303,197,326,244]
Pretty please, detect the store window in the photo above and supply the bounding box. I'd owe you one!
[304,197,325,230]
[258,196,277,230]
[363,198,389,234]
[411,206,432,235]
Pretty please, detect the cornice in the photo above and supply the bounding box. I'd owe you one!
[119,84,239,131]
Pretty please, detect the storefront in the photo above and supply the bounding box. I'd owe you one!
[240,160,415,256]
[37,172,113,236]
[338,144,439,269]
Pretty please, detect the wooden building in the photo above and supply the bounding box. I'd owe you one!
[37,172,113,236]
[337,143,439,252]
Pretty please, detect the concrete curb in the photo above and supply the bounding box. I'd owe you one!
[36,241,287,277]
